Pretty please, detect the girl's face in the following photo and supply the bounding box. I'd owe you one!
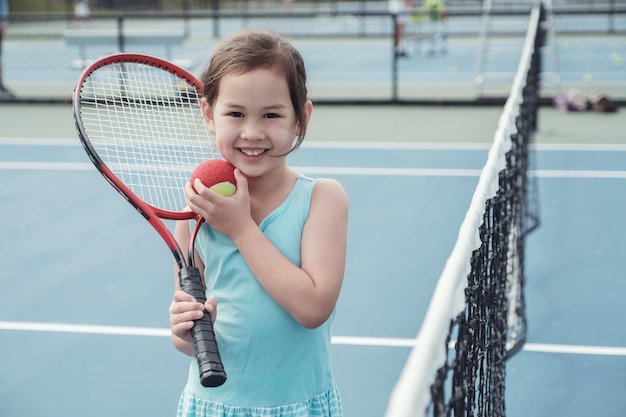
[203,68,311,179]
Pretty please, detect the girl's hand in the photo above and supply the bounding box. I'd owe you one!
[169,290,217,349]
[186,169,255,238]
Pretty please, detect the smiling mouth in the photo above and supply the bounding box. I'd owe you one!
[239,148,266,156]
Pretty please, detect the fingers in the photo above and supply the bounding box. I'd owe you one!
[233,168,246,185]
[186,178,229,214]
[193,178,206,195]
[233,169,248,195]
[169,290,206,339]
[205,296,217,321]
[169,291,218,324]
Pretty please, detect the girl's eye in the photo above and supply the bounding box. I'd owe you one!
[229,112,244,118]
[264,113,279,119]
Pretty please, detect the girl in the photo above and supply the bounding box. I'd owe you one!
[168,29,348,417]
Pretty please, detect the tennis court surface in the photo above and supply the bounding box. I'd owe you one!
[1,101,625,417]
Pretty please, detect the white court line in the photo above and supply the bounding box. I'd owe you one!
[533,169,626,179]
[296,167,483,177]
[1,321,625,357]
[0,137,79,146]
[304,142,626,152]
[0,162,484,177]
[0,321,169,337]
[533,143,626,152]
[0,138,493,150]
[3,138,626,152]
[2,161,625,179]
[0,161,93,170]
[302,142,493,150]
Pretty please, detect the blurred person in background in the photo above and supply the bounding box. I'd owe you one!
[74,0,91,21]
[423,0,447,55]
[0,0,10,96]
[389,0,413,57]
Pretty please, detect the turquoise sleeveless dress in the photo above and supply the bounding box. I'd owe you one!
[177,174,343,417]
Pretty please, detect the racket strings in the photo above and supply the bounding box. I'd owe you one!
[79,61,216,212]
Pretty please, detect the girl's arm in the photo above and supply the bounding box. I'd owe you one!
[241,179,347,328]
[186,173,348,329]
[230,178,348,329]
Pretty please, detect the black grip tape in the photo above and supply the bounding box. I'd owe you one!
[179,266,227,388]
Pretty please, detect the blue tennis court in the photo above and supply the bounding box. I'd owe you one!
[1,104,625,417]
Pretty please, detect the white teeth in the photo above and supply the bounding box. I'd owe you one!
[241,148,265,156]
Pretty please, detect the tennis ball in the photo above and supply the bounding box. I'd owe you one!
[190,159,237,197]
[612,52,623,67]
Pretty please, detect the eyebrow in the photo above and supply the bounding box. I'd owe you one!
[221,102,288,111]
[262,104,288,112]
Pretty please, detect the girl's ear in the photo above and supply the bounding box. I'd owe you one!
[304,100,313,127]
[201,97,216,134]
[298,100,314,137]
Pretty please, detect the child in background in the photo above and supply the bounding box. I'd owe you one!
[168,29,348,417]
[0,0,11,96]
[389,0,413,57]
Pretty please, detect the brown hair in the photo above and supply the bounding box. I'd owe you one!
[201,29,310,150]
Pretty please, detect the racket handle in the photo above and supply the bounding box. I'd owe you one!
[179,266,227,388]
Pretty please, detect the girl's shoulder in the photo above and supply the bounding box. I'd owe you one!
[304,175,348,206]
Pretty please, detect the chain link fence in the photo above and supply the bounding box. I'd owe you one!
[1,0,624,104]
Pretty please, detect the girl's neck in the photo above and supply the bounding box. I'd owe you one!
[247,167,298,224]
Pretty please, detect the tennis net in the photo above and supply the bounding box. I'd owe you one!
[384,2,545,417]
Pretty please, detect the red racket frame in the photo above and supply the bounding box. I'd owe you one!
[73,53,226,388]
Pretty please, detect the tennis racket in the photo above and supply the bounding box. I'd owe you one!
[72,53,227,388]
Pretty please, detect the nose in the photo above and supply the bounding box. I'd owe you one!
[240,119,265,141]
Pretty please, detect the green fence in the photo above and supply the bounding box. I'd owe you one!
[1,1,624,104]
